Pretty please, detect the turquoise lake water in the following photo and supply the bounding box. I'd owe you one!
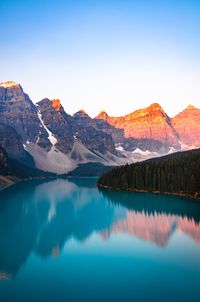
[0,178,200,302]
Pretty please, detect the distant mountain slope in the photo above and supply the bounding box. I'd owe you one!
[94,103,181,152]
[0,123,34,167]
[98,149,200,199]
[94,103,200,153]
[67,163,114,177]
[74,109,125,146]
[97,103,179,143]
[172,105,200,147]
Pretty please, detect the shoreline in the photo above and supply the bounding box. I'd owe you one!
[0,176,17,192]
[0,175,58,193]
[97,184,200,201]
[0,175,98,193]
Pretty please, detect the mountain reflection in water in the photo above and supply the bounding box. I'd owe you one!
[99,188,200,246]
[0,178,200,279]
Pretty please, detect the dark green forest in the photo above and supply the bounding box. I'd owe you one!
[98,149,200,199]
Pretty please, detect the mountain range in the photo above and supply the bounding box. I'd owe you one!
[0,80,200,176]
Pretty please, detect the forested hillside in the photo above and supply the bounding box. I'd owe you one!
[98,149,200,199]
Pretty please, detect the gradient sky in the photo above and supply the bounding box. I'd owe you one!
[1,0,200,117]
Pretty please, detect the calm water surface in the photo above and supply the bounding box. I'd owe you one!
[0,178,200,302]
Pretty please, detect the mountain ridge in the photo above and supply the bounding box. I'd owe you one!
[0,80,200,176]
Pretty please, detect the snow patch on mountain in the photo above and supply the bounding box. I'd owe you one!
[132,148,159,156]
[167,146,178,154]
[179,140,199,152]
[37,111,57,146]
[117,149,160,163]
[115,144,125,152]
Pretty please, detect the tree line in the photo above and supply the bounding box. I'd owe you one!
[98,149,200,199]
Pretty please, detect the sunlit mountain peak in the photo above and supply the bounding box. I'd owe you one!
[186,104,195,109]
[0,81,20,88]
[51,99,61,111]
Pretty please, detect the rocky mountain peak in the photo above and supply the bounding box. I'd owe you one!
[127,103,165,120]
[0,81,20,88]
[124,103,180,147]
[174,104,200,117]
[38,98,65,113]
[96,110,109,120]
[184,104,198,112]
[79,109,87,114]
[0,82,51,150]
[51,99,61,111]
[0,80,32,107]
[36,98,116,157]
[186,103,195,109]
[148,102,163,111]
[73,109,90,119]
[172,105,200,147]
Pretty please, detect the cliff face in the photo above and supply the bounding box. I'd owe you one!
[72,103,200,153]
[96,111,124,128]
[0,123,24,157]
[0,123,34,167]
[98,104,178,141]
[37,98,75,154]
[74,111,117,154]
[37,99,116,155]
[95,103,181,152]
[0,81,51,150]
[122,103,179,145]
[172,105,200,147]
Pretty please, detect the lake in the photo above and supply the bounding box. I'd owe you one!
[0,178,200,302]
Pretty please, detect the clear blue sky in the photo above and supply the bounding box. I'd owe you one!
[1,0,200,117]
